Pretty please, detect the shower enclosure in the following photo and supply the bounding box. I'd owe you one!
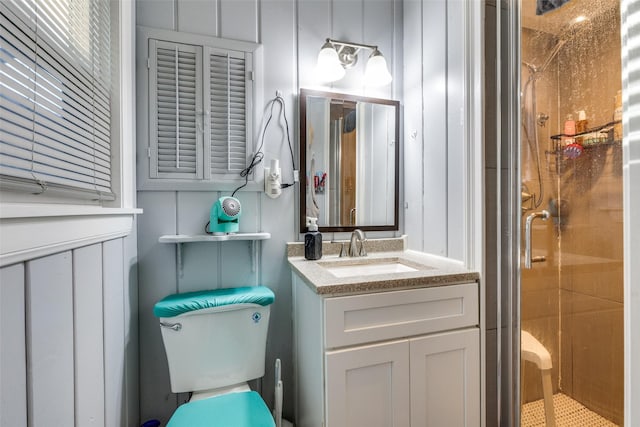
[519,0,624,425]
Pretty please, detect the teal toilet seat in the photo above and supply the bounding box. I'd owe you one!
[167,391,275,427]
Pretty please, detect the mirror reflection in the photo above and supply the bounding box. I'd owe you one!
[299,89,399,232]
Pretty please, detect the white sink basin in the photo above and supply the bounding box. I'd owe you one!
[319,258,422,278]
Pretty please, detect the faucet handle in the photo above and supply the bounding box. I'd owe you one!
[331,240,347,257]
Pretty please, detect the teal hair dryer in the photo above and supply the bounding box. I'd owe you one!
[208,197,241,234]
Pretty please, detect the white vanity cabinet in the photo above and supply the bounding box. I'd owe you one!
[293,273,480,427]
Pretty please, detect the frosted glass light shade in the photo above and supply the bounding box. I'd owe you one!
[315,43,345,82]
[364,50,392,86]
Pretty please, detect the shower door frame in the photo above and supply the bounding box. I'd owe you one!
[497,0,522,425]
[494,1,640,426]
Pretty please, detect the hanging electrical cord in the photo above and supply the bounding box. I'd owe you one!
[231,93,297,197]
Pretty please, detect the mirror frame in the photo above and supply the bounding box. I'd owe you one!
[299,89,400,233]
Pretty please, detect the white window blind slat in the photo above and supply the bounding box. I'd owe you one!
[0,1,114,200]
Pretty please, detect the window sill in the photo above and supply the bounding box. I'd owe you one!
[0,204,143,267]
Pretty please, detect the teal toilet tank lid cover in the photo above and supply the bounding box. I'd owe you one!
[154,286,275,318]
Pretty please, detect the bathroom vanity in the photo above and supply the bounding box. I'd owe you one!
[288,239,481,427]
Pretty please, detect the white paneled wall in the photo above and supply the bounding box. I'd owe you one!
[0,237,137,427]
[403,0,468,260]
[136,0,402,423]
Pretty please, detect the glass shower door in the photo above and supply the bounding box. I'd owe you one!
[519,0,624,425]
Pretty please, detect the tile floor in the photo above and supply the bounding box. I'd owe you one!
[521,393,618,427]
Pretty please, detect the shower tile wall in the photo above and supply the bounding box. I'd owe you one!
[521,4,623,425]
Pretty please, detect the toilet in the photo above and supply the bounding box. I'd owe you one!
[154,286,276,427]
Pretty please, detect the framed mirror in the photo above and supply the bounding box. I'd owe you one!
[299,89,400,232]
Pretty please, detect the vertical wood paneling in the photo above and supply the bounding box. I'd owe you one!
[331,0,364,91]
[176,191,221,292]
[220,0,258,42]
[1,238,134,427]
[446,0,465,261]
[421,0,448,256]
[363,0,396,100]
[220,192,260,287]
[73,244,106,427]
[123,229,140,427]
[259,0,298,409]
[26,251,75,426]
[0,263,27,427]
[403,0,425,251]
[177,0,217,36]
[297,0,331,89]
[137,191,179,423]
[103,238,126,427]
[136,0,177,30]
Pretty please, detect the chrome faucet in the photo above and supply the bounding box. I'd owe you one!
[348,229,367,257]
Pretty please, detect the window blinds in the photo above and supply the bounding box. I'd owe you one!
[208,48,250,176]
[149,39,203,179]
[0,0,114,200]
[146,36,253,183]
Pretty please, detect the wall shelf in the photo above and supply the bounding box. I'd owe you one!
[550,120,621,140]
[159,233,271,276]
[159,233,271,243]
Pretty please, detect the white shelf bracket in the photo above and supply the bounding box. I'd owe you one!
[249,240,259,273]
[177,242,184,277]
[158,233,271,280]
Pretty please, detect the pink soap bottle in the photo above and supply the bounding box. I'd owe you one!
[562,114,575,146]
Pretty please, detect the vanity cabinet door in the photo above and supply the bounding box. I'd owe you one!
[325,339,410,427]
[409,328,480,427]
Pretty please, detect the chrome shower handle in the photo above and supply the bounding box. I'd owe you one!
[525,210,550,269]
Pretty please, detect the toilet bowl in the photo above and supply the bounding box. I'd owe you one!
[154,286,276,427]
[167,390,274,427]
[521,330,556,427]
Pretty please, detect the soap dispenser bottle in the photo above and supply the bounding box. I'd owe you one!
[304,217,322,260]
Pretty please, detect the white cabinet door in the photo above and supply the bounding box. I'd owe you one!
[325,339,410,427]
[409,328,480,427]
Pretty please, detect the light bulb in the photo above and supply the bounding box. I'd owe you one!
[315,41,345,83]
[364,49,392,86]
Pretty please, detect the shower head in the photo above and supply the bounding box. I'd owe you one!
[537,38,567,74]
[522,37,566,77]
[522,17,590,75]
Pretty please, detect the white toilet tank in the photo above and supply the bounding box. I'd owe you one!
[154,286,275,394]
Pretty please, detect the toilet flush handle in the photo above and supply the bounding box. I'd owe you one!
[160,321,182,331]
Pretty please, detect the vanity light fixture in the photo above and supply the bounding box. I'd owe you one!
[315,38,392,86]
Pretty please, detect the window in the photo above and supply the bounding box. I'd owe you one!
[0,0,114,201]
[138,27,262,191]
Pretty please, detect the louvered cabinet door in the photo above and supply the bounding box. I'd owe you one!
[149,39,203,179]
[203,47,253,180]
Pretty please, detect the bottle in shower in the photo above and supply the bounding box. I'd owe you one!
[575,110,587,145]
[562,114,575,147]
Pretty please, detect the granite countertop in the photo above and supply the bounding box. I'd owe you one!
[288,247,480,297]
